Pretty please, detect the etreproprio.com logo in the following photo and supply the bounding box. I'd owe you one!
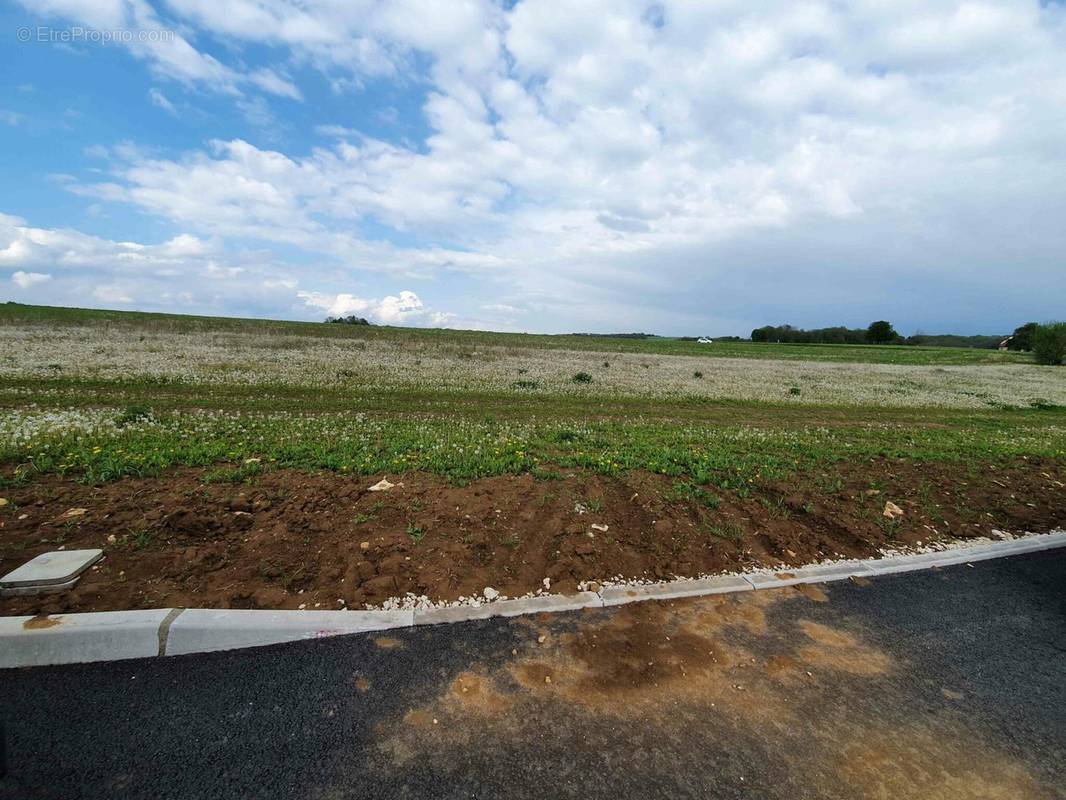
[17,26,175,44]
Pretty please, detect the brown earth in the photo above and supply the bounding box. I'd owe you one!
[379,592,1059,799]
[0,456,1063,615]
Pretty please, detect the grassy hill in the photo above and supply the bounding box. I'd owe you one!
[0,302,1032,366]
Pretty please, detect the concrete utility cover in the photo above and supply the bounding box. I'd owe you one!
[1,549,103,588]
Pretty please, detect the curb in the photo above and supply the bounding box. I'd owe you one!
[164,608,413,657]
[2,531,1063,669]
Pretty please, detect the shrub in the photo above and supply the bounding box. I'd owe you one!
[572,372,593,383]
[788,386,802,396]
[1032,322,1066,365]
[1008,322,1039,351]
[116,404,152,426]
[693,371,703,379]
[512,380,539,390]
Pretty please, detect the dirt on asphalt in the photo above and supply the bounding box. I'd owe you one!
[1,456,1063,615]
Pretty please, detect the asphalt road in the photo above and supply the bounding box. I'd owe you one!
[2,551,1064,800]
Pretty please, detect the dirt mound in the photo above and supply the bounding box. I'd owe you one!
[1,457,1063,615]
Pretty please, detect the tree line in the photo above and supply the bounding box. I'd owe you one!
[748,320,1064,363]
[750,320,903,345]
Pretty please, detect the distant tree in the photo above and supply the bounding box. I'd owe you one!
[866,320,899,345]
[325,315,371,326]
[1007,322,1039,351]
[1032,322,1066,365]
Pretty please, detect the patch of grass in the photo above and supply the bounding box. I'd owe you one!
[353,502,382,525]
[584,497,604,512]
[202,462,263,484]
[406,521,425,544]
[130,527,155,549]
[571,372,593,384]
[512,380,540,390]
[116,404,153,426]
[669,481,721,509]
[704,520,745,542]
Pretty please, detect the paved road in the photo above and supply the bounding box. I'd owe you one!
[2,551,1064,800]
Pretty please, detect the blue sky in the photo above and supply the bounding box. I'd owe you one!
[2,0,1065,336]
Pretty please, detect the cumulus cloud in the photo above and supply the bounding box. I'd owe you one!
[11,1,1066,332]
[11,270,52,289]
[297,289,455,326]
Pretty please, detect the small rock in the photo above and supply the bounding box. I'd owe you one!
[544,675,552,684]
[882,501,904,520]
[360,541,370,550]
[537,635,546,644]
[106,534,117,544]
[60,507,88,519]
[368,478,396,492]
[590,523,609,532]
[483,587,499,601]
[864,489,881,496]
[542,577,551,590]
[0,498,8,507]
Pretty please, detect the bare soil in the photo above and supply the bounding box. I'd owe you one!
[1,457,1063,615]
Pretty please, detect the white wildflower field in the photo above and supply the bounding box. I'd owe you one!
[0,306,1063,485]
[1,324,1064,409]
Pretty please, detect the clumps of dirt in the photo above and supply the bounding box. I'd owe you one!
[383,589,892,753]
[21,614,62,630]
[828,728,1057,800]
[447,672,513,715]
[793,583,829,602]
[382,590,896,764]
[796,620,894,676]
[0,456,1063,615]
[378,590,1053,799]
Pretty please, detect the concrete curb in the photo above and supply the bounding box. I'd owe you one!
[164,608,413,656]
[412,591,602,626]
[1,531,1063,669]
[601,575,752,606]
[0,609,173,669]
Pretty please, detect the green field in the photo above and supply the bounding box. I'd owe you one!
[0,302,1063,487]
[0,302,1031,365]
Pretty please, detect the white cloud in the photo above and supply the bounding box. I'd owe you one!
[298,289,454,326]
[11,270,53,289]
[93,284,133,304]
[314,124,361,138]
[148,87,176,115]
[12,2,1066,332]
[20,0,303,100]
